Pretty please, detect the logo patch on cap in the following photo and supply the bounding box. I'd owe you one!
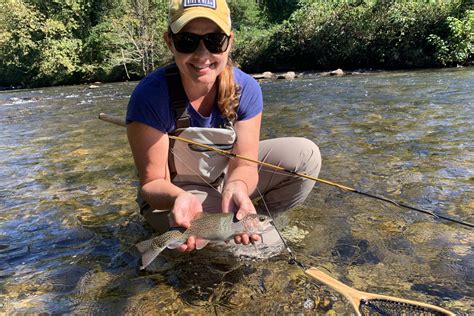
[183,0,216,9]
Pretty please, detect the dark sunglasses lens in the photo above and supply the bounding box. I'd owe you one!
[172,33,200,53]
[203,34,229,53]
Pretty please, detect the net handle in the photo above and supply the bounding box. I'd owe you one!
[305,267,455,316]
[305,267,364,315]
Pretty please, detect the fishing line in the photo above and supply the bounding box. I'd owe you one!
[99,114,459,315]
[255,186,306,269]
[98,113,473,229]
[168,134,473,229]
[172,142,304,268]
[170,147,265,249]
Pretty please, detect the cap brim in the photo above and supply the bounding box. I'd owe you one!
[170,9,231,36]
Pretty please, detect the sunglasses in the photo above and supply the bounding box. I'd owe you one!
[171,32,230,54]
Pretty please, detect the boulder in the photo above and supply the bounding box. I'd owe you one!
[321,69,345,77]
[262,71,275,79]
[252,71,276,80]
[330,69,344,76]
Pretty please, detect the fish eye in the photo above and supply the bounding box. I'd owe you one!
[258,215,267,222]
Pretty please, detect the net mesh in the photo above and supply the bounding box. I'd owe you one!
[359,298,448,316]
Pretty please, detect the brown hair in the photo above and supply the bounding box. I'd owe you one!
[217,59,240,123]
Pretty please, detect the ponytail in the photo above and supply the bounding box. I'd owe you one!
[217,59,240,122]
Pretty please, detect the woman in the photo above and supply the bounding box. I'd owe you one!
[126,0,321,254]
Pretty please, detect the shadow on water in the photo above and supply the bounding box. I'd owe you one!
[0,68,472,314]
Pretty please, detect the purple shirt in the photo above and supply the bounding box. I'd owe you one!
[126,66,263,132]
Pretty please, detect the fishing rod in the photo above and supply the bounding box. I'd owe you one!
[99,113,459,315]
[98,113,473,228]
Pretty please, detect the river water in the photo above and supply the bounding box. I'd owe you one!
[0,68,472,314]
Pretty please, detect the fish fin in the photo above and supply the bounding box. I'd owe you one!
[140,247,164,270]
[135,239,153,254]
[136,238,166,269]
[166,240,185,249]
[195,239,210,250]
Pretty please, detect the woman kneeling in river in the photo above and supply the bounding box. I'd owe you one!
[126,0,321,253]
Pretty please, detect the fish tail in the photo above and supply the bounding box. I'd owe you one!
[135,239,153,253]
[135,239,166,270]
[140,247,165,270]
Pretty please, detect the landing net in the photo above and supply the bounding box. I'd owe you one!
[360,298,449,316]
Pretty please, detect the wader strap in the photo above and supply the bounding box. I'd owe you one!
[168,133,178,180]
[165,64,190,129]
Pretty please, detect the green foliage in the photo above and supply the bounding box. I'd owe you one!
[0,0,472,87]
[107,0,170,78]
[35,18,83,86]
[228,0,273,71]
[0,0,113,86]
[428,10,473,66]
[232,0,471,71]
[258,0,299,24]
[228,0,266,30]
[0,0,42,86]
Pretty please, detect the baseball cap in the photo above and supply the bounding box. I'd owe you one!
[168,0,232,36]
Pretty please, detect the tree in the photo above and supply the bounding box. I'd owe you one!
[0,0,42,86]
[108,0,170,78]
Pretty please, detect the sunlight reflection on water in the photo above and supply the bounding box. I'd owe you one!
[0,68,472,314]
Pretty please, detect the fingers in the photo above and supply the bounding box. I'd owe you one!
[235,195,257,221]
[221,190,237,214]
[250,234,261,242]
[176,244,187,252]
[170,192,203,229]
[234,234,260,245]
[176,235,196,252]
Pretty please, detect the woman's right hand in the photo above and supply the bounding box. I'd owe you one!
[169,191,203,252]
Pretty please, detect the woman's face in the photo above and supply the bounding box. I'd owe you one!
[165,18,233,87]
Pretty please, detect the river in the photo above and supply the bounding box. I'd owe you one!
[0,68,472,314]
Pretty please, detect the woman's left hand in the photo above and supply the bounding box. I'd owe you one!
[221,180,261,245]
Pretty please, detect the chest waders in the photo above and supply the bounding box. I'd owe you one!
[139,64,237,214]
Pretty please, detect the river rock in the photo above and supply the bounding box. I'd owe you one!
[262,71,274,79]
[252,71,276,80]
[330,69,344,76]
[321,69,345,76]
[277,71,296,80]
[285,71,296,80]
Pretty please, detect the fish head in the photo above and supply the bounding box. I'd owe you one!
[241,214,274,234]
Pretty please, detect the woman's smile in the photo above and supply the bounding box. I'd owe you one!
[189,62,216,73]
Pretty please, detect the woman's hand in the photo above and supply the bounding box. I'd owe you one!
[221,180,261,245]
[169,191,203,252]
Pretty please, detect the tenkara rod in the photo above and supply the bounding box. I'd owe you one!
[98,113,474,228]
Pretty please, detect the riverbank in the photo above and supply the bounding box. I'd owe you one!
[0,1,471,88]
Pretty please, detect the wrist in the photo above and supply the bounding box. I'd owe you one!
[225,179,249,194]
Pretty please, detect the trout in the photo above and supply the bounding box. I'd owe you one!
[136,213,274,269]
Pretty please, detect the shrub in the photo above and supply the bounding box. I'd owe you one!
[428,10,473,66]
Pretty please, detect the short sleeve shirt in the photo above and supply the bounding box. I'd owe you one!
[126,66,263,132]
